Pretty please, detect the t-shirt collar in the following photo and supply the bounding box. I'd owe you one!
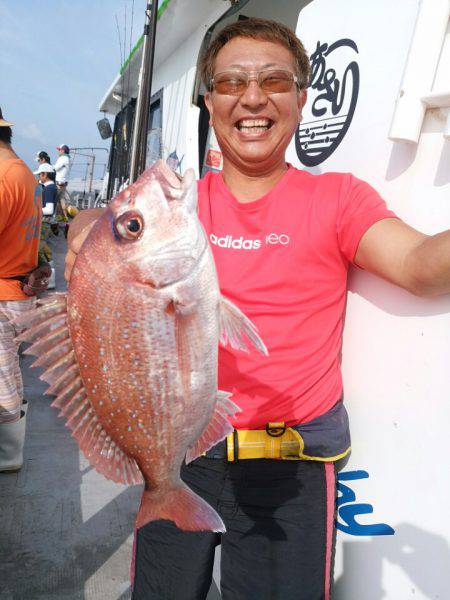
[217,164,296,211]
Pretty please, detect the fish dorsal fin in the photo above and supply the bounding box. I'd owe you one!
[219,296,268,356]
[15,293,143,486]
[185,391,240,464]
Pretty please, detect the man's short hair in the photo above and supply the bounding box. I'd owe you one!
[0,126,12,144]
[199,17,310,91]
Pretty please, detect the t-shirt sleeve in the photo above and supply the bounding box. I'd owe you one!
[336,174,399,264]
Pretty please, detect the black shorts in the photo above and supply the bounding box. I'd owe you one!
[132,457,337,600]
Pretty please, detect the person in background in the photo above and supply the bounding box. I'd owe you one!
[0,107,51,473]
[54,144,70,192]
[54,144,70,236]
[35,153,56,192]
[52,144,70,237]
[35,150,52,166]
[34,163,57,217]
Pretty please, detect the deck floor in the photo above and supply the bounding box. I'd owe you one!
[0,235,221,599]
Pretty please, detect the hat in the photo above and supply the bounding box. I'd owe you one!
[33,163,55,175]
[56,144,70,153]
[0,107,13,127]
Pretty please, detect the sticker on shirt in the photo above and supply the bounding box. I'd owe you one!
[205,149,223,170]
[295,38,360,167]
[210,233,290,250]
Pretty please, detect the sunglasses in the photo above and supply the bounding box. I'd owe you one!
[210,69,299,96]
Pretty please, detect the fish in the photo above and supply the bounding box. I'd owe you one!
[15,160,268,533]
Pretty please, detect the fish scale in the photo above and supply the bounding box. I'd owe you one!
[16,160,268,532]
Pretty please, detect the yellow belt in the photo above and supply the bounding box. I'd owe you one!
[225,422,351,462]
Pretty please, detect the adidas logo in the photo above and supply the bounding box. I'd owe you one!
[209,234,261,250]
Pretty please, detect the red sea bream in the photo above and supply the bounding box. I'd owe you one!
[16,161,267,532]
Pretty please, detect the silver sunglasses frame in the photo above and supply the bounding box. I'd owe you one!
[210,69,300,94]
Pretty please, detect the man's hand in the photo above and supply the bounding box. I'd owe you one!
[64,208,104,282]
[22,264,52,296]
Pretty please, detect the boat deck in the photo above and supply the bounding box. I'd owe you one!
[0,235,221,599]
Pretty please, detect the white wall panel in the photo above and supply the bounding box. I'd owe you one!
[287,1,450,597]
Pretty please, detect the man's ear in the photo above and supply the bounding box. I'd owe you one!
[204,91,213,122]
[297,89,307,122]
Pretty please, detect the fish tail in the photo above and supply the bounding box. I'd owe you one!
[136,483,225,533]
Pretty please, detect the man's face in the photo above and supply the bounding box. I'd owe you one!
[205,37,307,174]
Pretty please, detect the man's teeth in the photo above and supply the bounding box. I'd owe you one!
[237,119,272,132]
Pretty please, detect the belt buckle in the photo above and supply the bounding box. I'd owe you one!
[265,422,286,438]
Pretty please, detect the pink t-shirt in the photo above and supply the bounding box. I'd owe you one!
[198,166,398,430]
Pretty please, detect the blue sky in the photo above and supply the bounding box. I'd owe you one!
[0,0,146,180]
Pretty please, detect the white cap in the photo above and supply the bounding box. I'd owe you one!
[33,163,55,175]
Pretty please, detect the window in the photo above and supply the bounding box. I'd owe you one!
[146,90,163,168]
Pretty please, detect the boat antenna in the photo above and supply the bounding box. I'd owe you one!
[123,1,127,98]
[125,0,135,106]
[114,13,124,73]
[129,1,158,183]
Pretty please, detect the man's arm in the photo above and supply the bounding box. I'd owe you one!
[53,156,63,173]
[355,218,450,297]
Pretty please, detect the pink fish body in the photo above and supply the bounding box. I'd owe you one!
[17,161,267,532]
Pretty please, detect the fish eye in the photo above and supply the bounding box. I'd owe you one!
[114,211,144,241]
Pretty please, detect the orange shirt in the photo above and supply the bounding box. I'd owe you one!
[0,158,41,300]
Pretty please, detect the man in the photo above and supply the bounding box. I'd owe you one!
[54,143,70,222]
[54,143,70,187]
[65,18,450,600]
[34,163,57,216]
[0,108,50,472]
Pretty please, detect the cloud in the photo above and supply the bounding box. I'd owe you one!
[19,123,45,143]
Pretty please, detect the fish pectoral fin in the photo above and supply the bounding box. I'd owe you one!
[219,296,268,356]
[173,299,197,316]
[175,308,203,398]
[185,391,240,463]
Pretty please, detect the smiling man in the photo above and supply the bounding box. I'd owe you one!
[203,34,308,190]
[65,17,450,600]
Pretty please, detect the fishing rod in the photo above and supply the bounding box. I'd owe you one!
[129,0,158,183]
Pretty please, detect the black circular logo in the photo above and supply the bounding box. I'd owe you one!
[296,39,360,167]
